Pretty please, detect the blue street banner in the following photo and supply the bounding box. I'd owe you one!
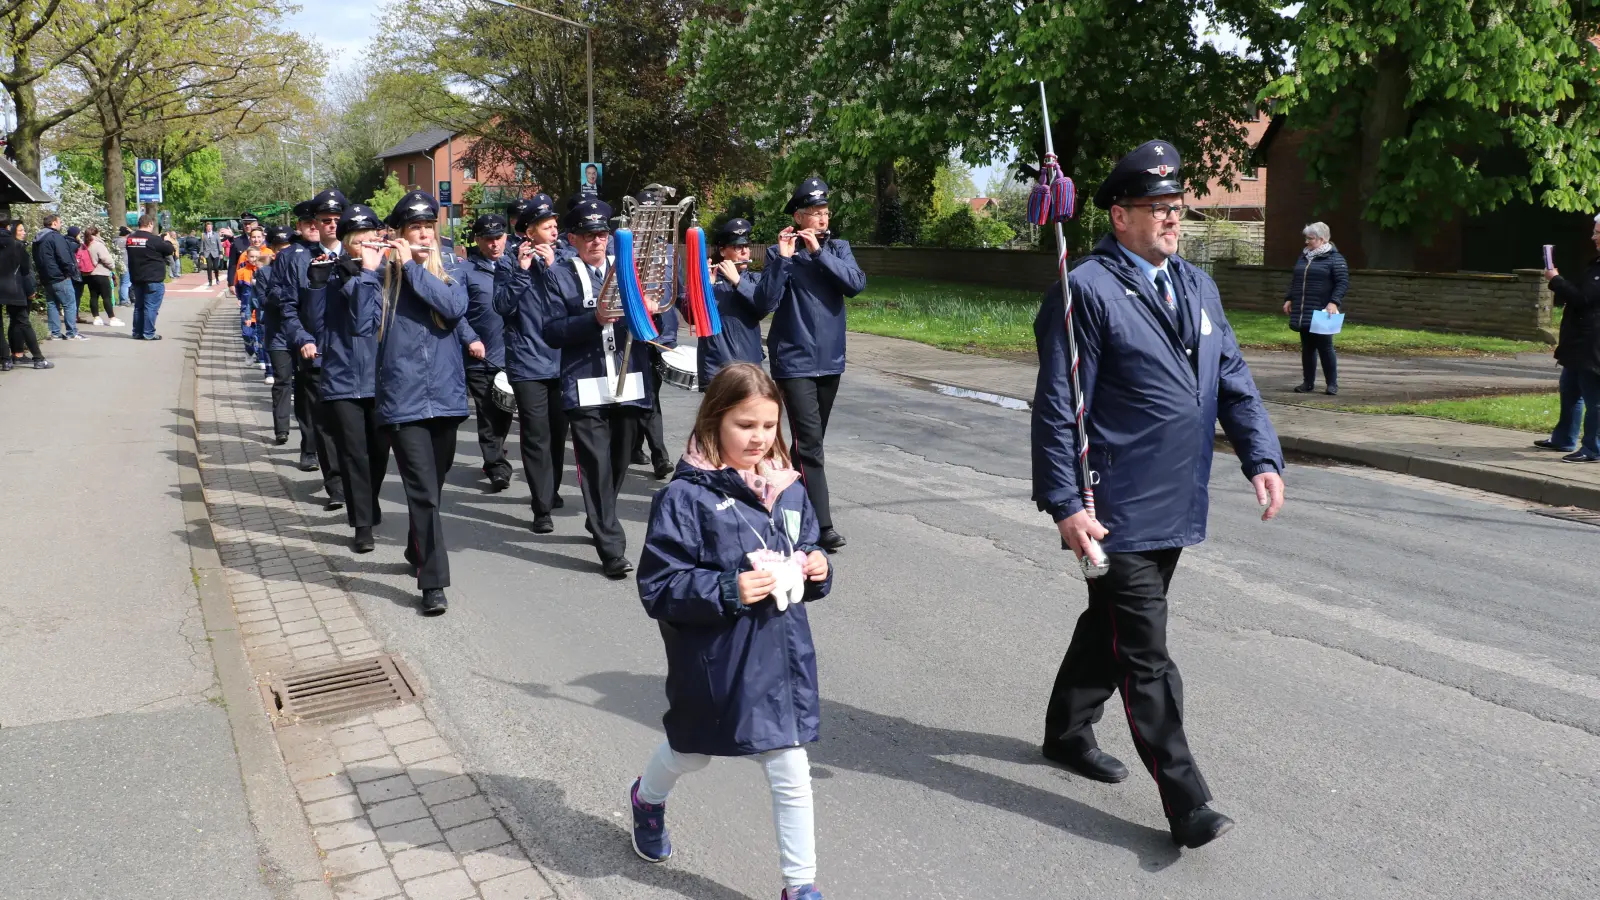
[437,181,452,206]
[135,158,163,203]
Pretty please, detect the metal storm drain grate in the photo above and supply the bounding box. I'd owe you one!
[264,655,419,725]
[1532,506,1600,528]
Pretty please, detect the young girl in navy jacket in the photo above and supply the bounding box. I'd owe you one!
[631,362,833,900]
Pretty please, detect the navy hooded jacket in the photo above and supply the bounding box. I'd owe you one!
[494,256,564,382]
[637,459,833,757]
[760,238,867,379]
[320,259,381,401]
[282,242,340,369]
[460,250,509,371]
[689,270,772,387]
[352,260,471,426]
[1031,235,1283,552]
[543,256,676,411]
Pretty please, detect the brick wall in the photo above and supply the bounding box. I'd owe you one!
[848,245,1062,292]
[1213,262,1556,342]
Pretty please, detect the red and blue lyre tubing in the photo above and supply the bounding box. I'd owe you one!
[613,229,659,343]
[1038,81,1095,519]
[685,226,722,338]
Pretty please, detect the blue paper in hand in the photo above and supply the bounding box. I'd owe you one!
[1310,310,1345,335]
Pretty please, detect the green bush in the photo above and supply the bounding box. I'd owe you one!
[918,207,1016,249]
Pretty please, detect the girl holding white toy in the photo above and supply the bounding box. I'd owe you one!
[632,362,833,900]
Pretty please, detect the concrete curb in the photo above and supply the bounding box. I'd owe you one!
[175,295,336,900]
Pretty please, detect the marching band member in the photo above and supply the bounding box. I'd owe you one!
[496,194,569,534]
[542,198,675,578]
[321,204,393,555]
[265,202,320,451]
[259,224,294,408]
[351,190,469,616]
[691,217,772,388]
[282,189,350,508]
[503,198,532,258]
[760,177,864,552]
[461,212,515,493]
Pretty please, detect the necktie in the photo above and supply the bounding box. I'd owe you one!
[1154,270,1174,310]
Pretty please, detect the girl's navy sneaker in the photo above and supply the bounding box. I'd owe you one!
[781,886,823,900]
[629,778,672,862]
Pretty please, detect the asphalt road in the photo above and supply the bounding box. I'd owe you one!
[281,364,1600,900]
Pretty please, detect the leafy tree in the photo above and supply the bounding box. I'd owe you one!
[678,0,1290,250]
[985,169,1039,250]
[367,174,407,221]
[52,166,108,232]
[919,205,1016,249]
[320,65,423,204]
[1269,0,1600,270]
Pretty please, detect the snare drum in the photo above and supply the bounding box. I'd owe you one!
[655,346,699,392]
[491,370,517,413]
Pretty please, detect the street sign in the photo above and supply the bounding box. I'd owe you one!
[135,158,163,203]
[438,181,452,206]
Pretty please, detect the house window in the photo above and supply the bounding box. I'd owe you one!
[514,162,528,182]
[463,163,477,181]
[407,162,415,184]
[1240,168,1260,181]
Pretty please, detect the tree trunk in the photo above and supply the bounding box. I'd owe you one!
[873,157,906,245]
[8,81,43,183]
[1357,51,1414,270]
[103,130,127,230]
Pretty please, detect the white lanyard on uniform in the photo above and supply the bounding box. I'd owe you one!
[572,256,617,383]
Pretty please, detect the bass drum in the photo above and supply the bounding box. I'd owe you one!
[491,370,517,413]
[655,345,699,392]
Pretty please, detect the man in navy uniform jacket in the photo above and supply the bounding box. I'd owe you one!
[1031,140,1285,850]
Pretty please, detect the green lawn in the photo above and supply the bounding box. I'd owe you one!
[846,275,1551,357]
[1339,393,1561,433]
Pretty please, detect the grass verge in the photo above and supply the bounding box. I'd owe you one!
[846,275,1552,357]
[1338,393,1562,433]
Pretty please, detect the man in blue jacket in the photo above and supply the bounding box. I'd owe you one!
[461,212,515,492]
[32,214,80,340]
[281,190,350,508]
[759,177,865,552]
[1032,140,1285,850]
[543,198,675,578]
[497,196,569,533]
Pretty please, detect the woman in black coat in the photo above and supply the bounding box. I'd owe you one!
[1543,219,1600,462]
[1283,221,1349,395]
[0,221,49,370]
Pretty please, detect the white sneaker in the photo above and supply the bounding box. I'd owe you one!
[264,374,275,385]
[72,334,89,341]
[258,361,267,370]
[108,318,125,327]
[93,316,103,326]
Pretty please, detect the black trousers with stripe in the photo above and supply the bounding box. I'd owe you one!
[777,374,840,530]
[1043,547,1211,817]
[296,363,345,502]
[388,417,463,591]
[566,405,641,563]
[511,377,568,516]
[325,397,390,530]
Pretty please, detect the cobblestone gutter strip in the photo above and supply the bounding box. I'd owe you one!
[191,302,565,900]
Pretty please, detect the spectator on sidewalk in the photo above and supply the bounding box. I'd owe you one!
[0,219,51,370]
[1543,216,1600,463]
[1283,221,1347,396]
[66,225,91,325]
[201,222,224,285]
[182,232,201,274]
[31,213,82,341]
[114,226,133,306]
[126,215,176,341]
[82,226,121,327]
[164,231,183,279]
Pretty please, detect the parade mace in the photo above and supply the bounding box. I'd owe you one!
[1034,81,1109,579]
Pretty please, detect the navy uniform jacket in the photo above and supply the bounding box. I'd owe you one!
[760,238,866,379]
[264,241,315,353]
[1031,235,1283,552]
[352,260,471,427]
[494,255,563,383]
[460,250,509,371]
[543,257,677,411]
[691,270,772,387]
[258,254,289,352]
[320,260,381,401]
[637,459,832,757]
[554,240,578,262]
[282,241,338,370]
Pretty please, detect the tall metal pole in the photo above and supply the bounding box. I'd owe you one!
[585,30,595,163]
[1037,81,1107,578]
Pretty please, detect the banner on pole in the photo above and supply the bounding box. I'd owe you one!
[135,158,163,203]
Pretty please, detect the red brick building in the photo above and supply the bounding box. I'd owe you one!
[1184,115,1270,221]
[375,129,538,225]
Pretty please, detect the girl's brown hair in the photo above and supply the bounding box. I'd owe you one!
[690,362,790,469]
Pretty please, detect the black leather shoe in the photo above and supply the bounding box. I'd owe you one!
[274,433,289,445]
[297,458,319,472]
[1324,384,1339,396]
[490,475,511,492]
[630,448,649,466]
[1169,805,1235,848]
[817,528,847,552]
[325,497,345,512]
[0,358,12,371]
[602,556,633,579]
[420,588,448,616]
[352,526,375,553]
[652,460,675,481]
[1292,383,1314,393]
[552,494,564,509]
[530,514,554,534]
[1041,743,1130,784]
[1533,439,1576,452]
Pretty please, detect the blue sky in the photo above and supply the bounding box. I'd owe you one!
[284,4,384,74]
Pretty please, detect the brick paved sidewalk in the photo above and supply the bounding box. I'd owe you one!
[192,302,564,900]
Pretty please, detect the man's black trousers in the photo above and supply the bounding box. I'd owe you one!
[325,397,391,530]
[511,378,567,517]
[1043,548,1212,818]
[778,374,840,529]
[388,417,463,590]
[566,405,641,562]
[634,367,671,467]
[465,366,514,483]
[295,363,344,503]
[267,349,300,442]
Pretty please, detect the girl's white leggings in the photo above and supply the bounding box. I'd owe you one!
[637,741,816,888]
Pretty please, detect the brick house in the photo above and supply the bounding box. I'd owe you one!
[1183,115,1270,222]
[375,128,539,226]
